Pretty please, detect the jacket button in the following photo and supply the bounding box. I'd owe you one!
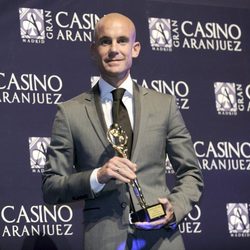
[121,202,127,208]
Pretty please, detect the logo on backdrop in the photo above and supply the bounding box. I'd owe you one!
[214,82,250,115]
[194,140,250,171]
[29,137,50,173]
[179,205,202,234]
[148,17,242,52]
[165,154,174,174]
[19,8,100,44]
[148,18,174,52]
[226,203,250,237]
[1,204,74,237]
[19,8,45,44]
[0,72,63,104]
[90,76,100,87]
[136,78,190,110]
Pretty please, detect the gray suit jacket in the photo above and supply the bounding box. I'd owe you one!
[42,83,204,250]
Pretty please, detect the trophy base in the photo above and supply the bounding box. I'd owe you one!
[130,203,166,223]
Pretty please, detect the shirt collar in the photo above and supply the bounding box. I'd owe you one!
[99,75,133,101]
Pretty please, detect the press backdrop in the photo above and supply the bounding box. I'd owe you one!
[0,0,250,249]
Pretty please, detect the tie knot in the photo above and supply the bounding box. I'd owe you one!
[112,88,126,101]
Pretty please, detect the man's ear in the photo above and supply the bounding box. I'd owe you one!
[132,41,141,58]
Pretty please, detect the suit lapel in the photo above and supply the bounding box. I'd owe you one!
[93,83,109,134]
[131,83,149,159]
[83,82,149,159]
[84,84,113,155]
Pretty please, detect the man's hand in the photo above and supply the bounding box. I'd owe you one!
[97,156,137,184]
[134,198,175,230]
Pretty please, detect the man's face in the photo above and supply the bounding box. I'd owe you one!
[92,16,140,86]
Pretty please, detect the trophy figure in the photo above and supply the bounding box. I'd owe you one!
[107,123,166,223]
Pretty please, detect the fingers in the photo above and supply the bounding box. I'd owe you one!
[158,197,174,222]
[135,217,166,230]
[135,198,175,230]
[111,157,137,174]
[113,157,137,182]
[109,157,137,182]
[97,157,137,184]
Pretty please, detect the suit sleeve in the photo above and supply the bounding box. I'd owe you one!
[42,104,94,204]
[166,96,204,223]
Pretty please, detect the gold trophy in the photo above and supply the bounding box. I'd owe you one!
[107,123,166,223]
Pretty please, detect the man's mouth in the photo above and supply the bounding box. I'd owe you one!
[106,58,123,63]
[106,60,123,66]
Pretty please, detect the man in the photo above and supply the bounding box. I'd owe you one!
[42,13,204,250]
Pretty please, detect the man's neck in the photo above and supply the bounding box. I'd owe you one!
[101,73,130,88]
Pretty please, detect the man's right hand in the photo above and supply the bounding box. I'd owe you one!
[97,156,137,184]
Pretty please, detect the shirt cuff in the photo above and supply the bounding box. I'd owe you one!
[90,168,105,194]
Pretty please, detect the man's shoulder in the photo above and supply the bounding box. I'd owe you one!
[60,90,92,107]
[138,84,174,101]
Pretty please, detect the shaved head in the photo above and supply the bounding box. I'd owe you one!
[91,12,140,86]
[94,13,137,42]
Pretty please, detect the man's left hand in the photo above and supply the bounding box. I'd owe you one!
[134,198,175,230]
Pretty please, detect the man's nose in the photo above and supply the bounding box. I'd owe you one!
[109,42,119,56]
[110,41,118,51]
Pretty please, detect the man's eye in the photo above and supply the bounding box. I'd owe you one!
[118,38,128,44]
[100,39,111,45]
